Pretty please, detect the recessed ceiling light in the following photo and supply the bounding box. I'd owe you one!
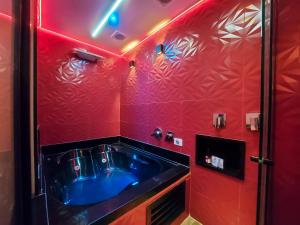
[108,12,120,27]
[111,30,127,41]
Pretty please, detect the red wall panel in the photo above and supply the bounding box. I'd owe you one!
[120,0,261,225]
[37,30,126,145]
[0,15,15,225]
[269,1,300,224]
[0,16,12,152]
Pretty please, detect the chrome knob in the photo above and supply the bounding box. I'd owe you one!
[151,128,163,140]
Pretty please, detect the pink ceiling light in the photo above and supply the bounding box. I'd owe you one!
[0,12,13,21]
[39,27,124,58]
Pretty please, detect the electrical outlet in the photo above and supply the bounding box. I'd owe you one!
[174,138,183,146]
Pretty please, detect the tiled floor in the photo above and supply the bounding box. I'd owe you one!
[181,216,202,225]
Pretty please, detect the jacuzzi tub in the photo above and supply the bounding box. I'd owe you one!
[49,144,171,206]
[44,141,189,225]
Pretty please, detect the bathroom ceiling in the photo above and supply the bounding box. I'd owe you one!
[40,0,203,56]
[0,1,11,15]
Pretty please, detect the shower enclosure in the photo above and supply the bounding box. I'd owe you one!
[0,0,35,224]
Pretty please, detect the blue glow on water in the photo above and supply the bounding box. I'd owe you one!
[77,176,84,181]
[131,181,139,186]
[63,168,138,206]
[108,12,119,27]
[64,200,71,205]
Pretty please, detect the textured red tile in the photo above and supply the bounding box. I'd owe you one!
[190,190,239,225]
[119,0,261,224]
[121,104,149,125]
[148,102,183,130]
[121,122,151,144]
[38,30,124,145]
[38,0,263,224]
[238,180,258,225]
[191,164,242,211]
[182,100,211,133]
[180,130,197,162]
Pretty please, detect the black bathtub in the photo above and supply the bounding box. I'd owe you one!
[49,144,171,206]
[44,141,189,225]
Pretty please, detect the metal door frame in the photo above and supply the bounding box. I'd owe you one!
[12,0,33,224]
[256,1,276,225]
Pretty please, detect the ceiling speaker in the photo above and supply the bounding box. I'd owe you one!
[111,31,127,41]
[157,0,173,6]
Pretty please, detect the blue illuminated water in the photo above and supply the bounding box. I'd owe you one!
[63,168,138,206]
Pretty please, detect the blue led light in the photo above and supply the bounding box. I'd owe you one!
[131,181,139,186]
[92,0,124,37]
[108,12,119,27]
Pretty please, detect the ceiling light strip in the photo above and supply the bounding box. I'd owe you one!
[121,0,207,55]
[92,0,124,38]
[39,27,123,58]
[147,19,171,36]
[0,12,13,21]
[121,40,140,53]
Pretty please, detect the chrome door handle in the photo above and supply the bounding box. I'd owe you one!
[250,156,274,166]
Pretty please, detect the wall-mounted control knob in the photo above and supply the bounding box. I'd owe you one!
[151,128,163,140]
[213,113,226,129]
[165,131,174,142]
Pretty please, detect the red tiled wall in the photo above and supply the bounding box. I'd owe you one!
[120,0,261,225]
[37,31,126,145]
[269,1,300,224]
[0,15,15,225]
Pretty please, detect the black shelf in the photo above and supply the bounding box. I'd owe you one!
[195,135,246,180]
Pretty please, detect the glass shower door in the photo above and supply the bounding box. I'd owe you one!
[0,1,16,224]
[0,0,33,224]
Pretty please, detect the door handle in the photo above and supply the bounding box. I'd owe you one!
[250,156,274,166]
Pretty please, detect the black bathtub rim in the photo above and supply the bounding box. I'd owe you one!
[41,136,190,167]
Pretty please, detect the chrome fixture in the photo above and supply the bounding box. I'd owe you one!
[246,113,260,131]
[73,48,104,62]
[151,128,163,140]
[165,131,174,142]
[156,44,165,55]
[213,113,226,129]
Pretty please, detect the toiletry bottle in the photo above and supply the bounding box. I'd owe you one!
[205,148,212,164]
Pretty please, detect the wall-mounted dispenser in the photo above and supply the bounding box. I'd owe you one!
[213,113,226,129]
[73,48,104,62]
[246,113,260,131]
[165,131,174,142]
